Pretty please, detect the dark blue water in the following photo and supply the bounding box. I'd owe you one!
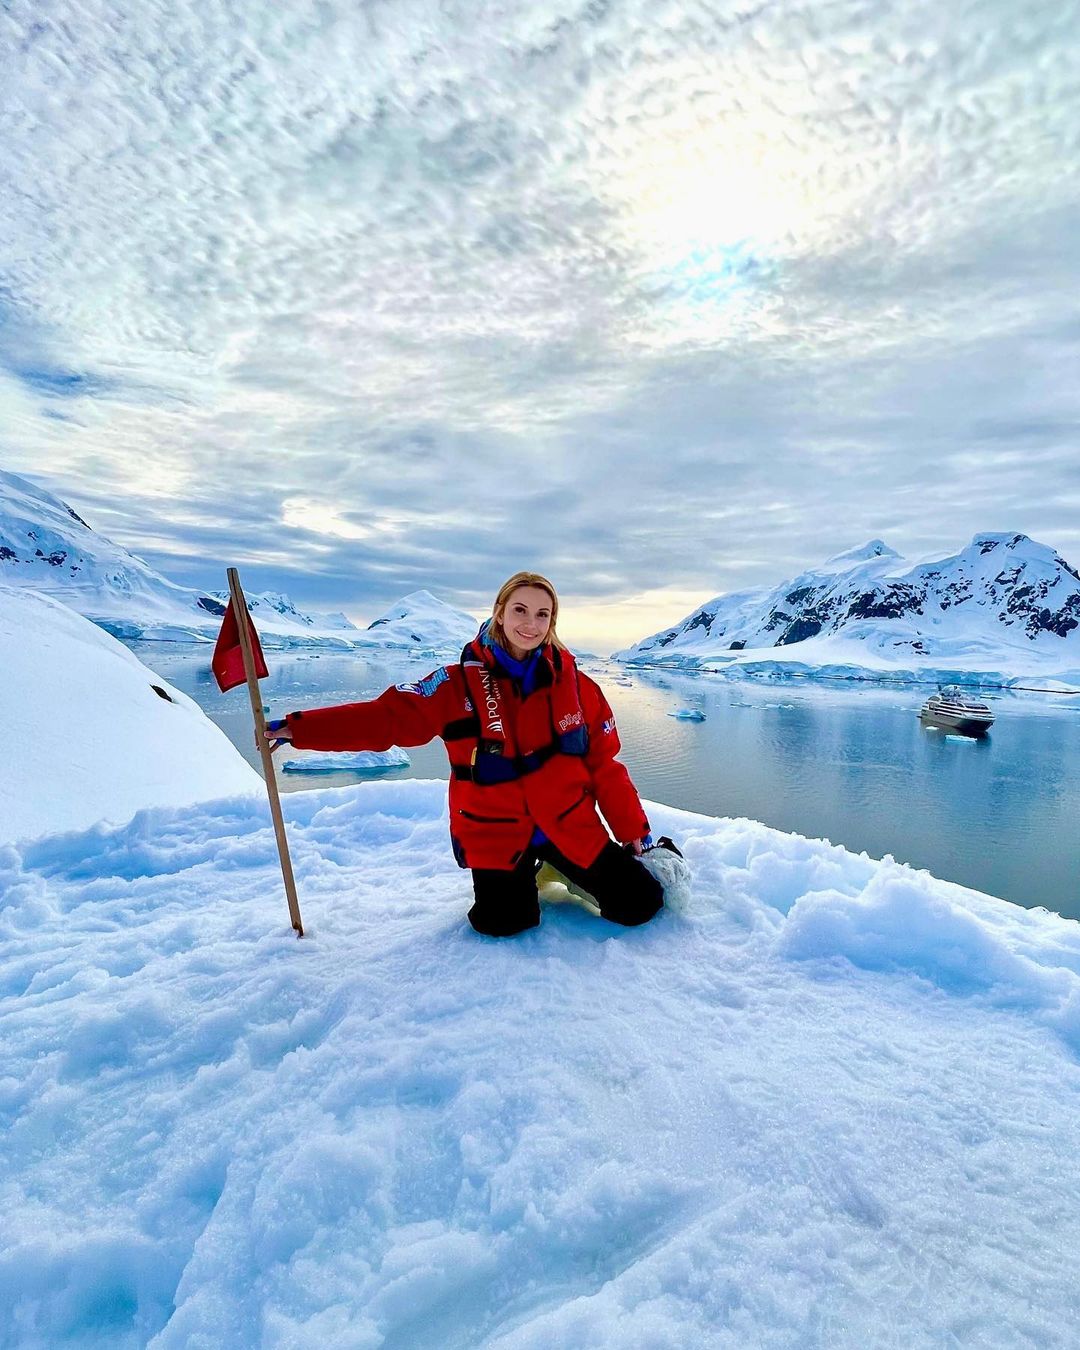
[136,643,1080,919]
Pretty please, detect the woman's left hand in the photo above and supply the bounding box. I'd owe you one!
[630,838,645,856]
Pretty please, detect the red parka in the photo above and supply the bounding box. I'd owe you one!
[283,634,650,871]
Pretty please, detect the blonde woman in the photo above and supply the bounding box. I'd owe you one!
[268,572,662,936]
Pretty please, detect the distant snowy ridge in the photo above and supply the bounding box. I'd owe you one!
[618,534,1080,689]
[0,468,478,651]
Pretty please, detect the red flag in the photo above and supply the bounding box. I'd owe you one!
[212,597,268,692]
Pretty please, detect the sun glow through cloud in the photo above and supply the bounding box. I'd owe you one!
[2,0,1079,645]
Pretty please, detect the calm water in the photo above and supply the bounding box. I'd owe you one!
[136,643,1080,920]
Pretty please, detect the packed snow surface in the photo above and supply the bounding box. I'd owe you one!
[3,779,1080,1347]
[0,585,261,845]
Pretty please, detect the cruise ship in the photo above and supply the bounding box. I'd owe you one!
[918,686,995,736]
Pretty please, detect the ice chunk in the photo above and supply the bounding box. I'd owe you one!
[281,748,410,775]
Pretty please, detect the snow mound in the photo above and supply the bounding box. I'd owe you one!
[2,780,1079,1346]
[0,585,261,844]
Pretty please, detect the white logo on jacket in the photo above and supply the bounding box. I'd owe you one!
[478,668,503,734]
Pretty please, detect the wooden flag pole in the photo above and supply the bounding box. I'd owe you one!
[227,566,305,937]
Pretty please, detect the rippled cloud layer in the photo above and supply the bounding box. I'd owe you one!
[2,0,1078,643]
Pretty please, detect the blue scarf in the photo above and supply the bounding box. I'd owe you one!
[480,620,544,695]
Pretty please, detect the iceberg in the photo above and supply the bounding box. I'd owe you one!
[281,748,410,775]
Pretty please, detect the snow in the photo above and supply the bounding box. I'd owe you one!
[362,590,480,654]
[0,469,478,653]
[5,500,1080,1344]
[618,533,1080,689]
[0,585,261,846]
[3,776,1080,1346]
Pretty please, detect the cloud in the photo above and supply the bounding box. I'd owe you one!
[2,0,1079,645]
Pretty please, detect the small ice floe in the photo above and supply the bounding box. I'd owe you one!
[281,747,410,775]
[669,708,707,722]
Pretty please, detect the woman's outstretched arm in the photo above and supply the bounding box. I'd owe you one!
[269,673,453,753]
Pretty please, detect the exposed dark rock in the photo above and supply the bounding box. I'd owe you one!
[685,609,716,635]
[150,685,175,702]
[66,505,91,528]
[846,585,924,620]
[1020,591,1080,639]
[1056,555,1080,583]
[779,618,822,644]
[0,546,16,561]
[978,540,999,554]
[938,581,972,610]
[728,639,746,650]
[197,596,227,616]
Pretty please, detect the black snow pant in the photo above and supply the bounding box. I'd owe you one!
[468,840,664,938]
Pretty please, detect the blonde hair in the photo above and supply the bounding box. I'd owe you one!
[491,571,565,651]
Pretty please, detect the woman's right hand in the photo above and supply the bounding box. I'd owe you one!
[263,717,293,753]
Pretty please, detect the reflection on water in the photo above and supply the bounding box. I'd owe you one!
[136,643,1080,920]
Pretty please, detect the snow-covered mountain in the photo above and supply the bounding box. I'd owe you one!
[617,534,1080,688]
[0,468,478,651]
[362,589,482,654]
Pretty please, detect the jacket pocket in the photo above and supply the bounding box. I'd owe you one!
[556,789,590,821]
[458,808,520,824]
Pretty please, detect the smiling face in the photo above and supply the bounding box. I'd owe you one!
[495,585,553,660]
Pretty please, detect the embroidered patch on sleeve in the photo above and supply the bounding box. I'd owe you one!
[396,667,449,697]
[601,717,617,735]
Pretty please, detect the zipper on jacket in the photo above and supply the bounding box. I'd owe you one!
[458,808,519,824]
[556,790,589,820]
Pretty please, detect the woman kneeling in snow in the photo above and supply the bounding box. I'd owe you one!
[267,571,663,937]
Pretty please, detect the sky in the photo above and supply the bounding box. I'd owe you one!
[2,0,1079,650]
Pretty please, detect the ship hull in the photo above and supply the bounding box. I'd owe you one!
[919,710,993,736]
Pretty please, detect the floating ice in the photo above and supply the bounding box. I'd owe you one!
[281,748,410,775]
